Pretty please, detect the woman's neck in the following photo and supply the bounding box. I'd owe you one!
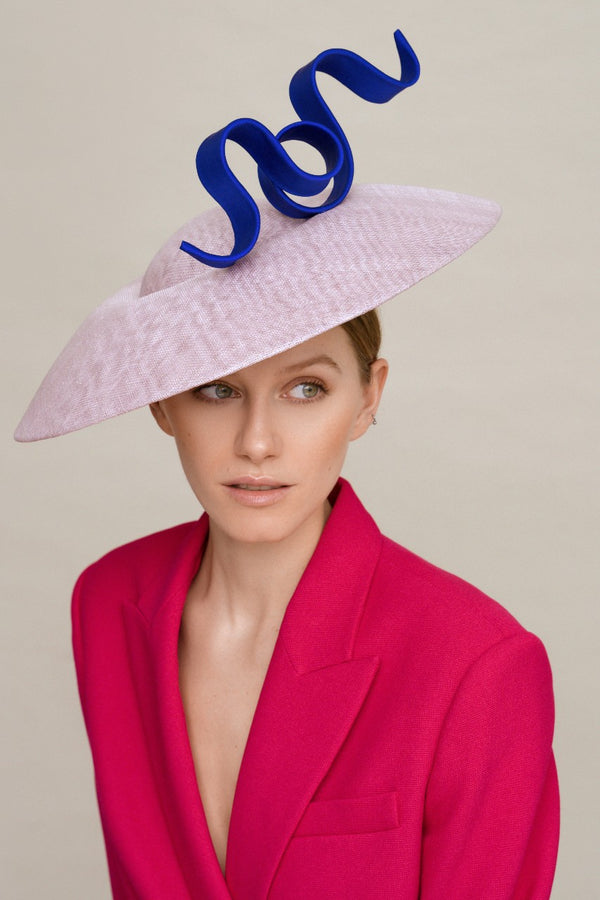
[189,501,331,632]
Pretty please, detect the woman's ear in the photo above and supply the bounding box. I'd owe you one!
[350,358,389,441]
[149,401,175,436]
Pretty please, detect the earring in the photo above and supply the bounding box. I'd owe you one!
[371,414,377,426]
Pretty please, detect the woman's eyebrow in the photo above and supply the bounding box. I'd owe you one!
[277,354,342,375]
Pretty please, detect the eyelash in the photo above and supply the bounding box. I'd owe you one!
[287,379,328,403]
[192,383,238,403]
[192,378,328,404]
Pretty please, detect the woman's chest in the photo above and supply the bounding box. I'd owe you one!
[178,627,279,875]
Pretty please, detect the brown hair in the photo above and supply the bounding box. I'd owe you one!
[341,309,382,382]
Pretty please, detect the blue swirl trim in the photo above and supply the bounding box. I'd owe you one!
[180,29,420,268]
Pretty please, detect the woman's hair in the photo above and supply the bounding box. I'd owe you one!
[341,309,382,382]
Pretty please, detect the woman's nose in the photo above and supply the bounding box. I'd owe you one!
[233,400,280,462]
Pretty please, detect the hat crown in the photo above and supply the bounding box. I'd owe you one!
[140,201,286,297]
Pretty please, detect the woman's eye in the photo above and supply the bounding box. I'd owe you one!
[288,382,323,400]
[196,383,235,400]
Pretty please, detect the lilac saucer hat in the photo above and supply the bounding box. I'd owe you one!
[15,30,501,442]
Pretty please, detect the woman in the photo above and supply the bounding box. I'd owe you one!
[16,30,558,900]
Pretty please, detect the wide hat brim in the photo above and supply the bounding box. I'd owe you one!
[15,183,500,441]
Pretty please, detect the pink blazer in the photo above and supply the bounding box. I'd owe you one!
[72,479,559,899]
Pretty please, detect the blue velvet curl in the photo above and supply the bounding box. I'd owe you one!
[180,29,419,268]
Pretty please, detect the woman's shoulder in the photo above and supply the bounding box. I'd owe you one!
[337,480,541,656]
[356,532,554,709]
[367,531,539,660]
[73,518,201,598]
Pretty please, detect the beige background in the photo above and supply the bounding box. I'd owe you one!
[2,0,598,897]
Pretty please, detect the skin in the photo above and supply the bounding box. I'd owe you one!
[149,325,387,874]
[150,325,387,564]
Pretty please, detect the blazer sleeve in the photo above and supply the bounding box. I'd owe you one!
[420,631,559,900]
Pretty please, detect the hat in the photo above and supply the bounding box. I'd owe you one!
[14,32,501,442]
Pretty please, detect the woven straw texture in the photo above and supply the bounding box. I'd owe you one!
[15,184,500,441]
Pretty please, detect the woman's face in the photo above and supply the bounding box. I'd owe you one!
[150,326,387,547]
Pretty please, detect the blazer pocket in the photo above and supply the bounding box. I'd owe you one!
[294,792,399,837]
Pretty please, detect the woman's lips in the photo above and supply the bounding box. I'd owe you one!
[223,480,291,506]
[233,483,282,491]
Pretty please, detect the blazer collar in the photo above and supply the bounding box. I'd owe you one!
[277,478,383,672]
[124,479,383,898]
[137,477,383,672]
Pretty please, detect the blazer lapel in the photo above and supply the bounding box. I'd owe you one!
[226,480,383,899]
[121,479,382,900]
[122,516,233,900]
